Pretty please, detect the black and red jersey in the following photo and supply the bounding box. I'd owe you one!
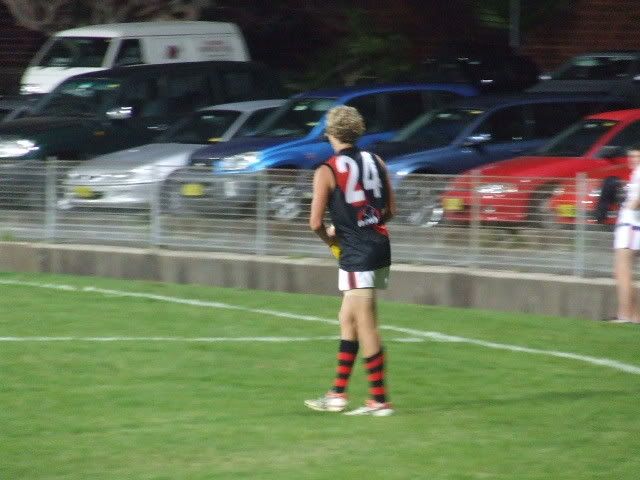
[324,147,391,271]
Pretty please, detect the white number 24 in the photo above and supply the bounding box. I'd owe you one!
[336,153,382,204]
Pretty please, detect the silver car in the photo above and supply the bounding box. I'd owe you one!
[58,99,284,209]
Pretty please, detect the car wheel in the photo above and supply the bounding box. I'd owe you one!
[266,170,310,222]
[527,184,558,229]
[269,183,303,221]
[397,177,444,227]
[159,179,185,216]
[594,176,621,225]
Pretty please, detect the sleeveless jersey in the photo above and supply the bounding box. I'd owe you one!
[324,147,391,271]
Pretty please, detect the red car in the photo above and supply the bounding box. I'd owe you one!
[442,109,640,226]
[549,163,630,227]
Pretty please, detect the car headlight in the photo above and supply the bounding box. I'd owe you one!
[474,183,519,194]
[0,139,39,158]
[219,152,260,171]
[20,84,46,95]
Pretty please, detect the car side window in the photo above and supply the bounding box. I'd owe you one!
[119,78,166,119]
[475,106,528,142]
[166,73,212,115]
[114,39,143,66]
[384,92,425,129]
[531,102,582,138]
[221,70,253,102]
[235,108,278,136]
[426,91,463,110]
[599,120,640,157]
[345,94,384,133]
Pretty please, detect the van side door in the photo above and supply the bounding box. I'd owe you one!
[142,36,189,64]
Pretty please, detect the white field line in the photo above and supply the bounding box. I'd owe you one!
[0,336,341,343]
[2,279,640,375]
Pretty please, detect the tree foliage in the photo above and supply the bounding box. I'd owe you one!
[473,0,574,31]
[296,8,414,89]
[1,0,209,33]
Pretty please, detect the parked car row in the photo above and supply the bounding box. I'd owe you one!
[2,45,640,233]
[57,99,285,210]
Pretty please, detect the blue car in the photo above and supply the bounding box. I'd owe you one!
[162,83,477,218]
[379,93,632,226]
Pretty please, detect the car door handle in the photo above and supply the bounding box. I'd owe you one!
[147,124,169,131]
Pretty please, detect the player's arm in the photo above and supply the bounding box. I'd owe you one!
[375,155,397,223]
[309,165,337,247]
[628,182,640,210]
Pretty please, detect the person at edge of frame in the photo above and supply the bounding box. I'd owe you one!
[611,143,640,324]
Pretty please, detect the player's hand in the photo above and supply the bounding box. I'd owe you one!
[329,244,341,260]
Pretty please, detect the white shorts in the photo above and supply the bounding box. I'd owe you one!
[338,267,390,291]
[614,223,640,250]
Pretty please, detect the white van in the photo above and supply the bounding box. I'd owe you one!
[20,21,250,95]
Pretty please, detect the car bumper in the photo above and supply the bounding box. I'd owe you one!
[441,191,530,222]
[58,182,156,209]
[171,174,257,214]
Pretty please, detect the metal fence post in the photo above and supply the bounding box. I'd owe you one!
[44,157,57,242]
[469,169,481,268]
[255,170,268,256]
[573,172,587,277]
[149,164,162,248]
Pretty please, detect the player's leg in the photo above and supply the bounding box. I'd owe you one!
[342,287,393,416]
[614,225,638,322]
[304,280,359,412]
[615,248,635,321]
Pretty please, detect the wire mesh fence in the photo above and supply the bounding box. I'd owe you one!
[0,160,618,277]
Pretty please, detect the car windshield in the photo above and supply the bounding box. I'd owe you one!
[159,110,241,144]
[250,97,336,138]
[392,108,484,148]
[36,37,110,68]
[535,119,618,157]
[35,77,122,117]
[552,54,636,80]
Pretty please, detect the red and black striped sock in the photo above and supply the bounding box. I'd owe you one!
[365,349,387,403]
[332,339,359,394]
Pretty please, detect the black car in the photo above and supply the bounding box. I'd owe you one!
[419,43,540,93]
[528,51,640,99]
[0,60,284,208]
[0,95,35,122]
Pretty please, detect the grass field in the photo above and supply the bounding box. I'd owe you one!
[1,271,639,479]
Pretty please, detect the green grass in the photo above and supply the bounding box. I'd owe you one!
[1,271,639,479]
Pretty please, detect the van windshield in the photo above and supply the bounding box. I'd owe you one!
[250,97,336,138]
[393,108,484,148]
[36,78,122,117]
[37,37,110,68]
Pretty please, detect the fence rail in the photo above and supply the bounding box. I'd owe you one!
[0,161,617,277]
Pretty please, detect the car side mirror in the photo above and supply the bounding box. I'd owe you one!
[464,133,492,147]
[106,106,134,121]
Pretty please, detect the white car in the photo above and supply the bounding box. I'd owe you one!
[59,99,284,210]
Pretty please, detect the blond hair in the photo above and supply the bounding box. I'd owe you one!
[325,106,365,144]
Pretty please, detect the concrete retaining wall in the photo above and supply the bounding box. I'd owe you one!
[0,242,619,320]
